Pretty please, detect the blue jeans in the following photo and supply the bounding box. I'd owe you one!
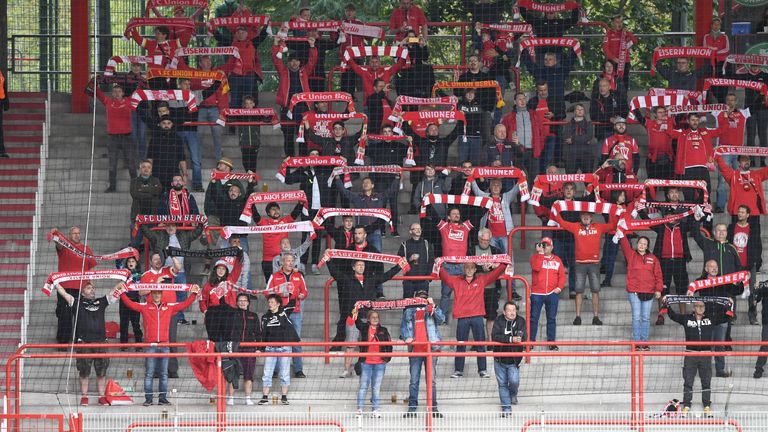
[494,361,520,412]
[357,362,386,410]
[455,316,486,373]
[539,136,557,174]
[491,236,508,254]
[131,110,147,160]
[440,263,464,321]
[601,235,619,283]
[716,155,737,210]
[459,135,482,165]
[290,312,303,373]
[144,346,170,402]
[530,293,559,342]
[197,106,223,161]
[174,272,187,321]
[408,356,438,408]
[177,131,202,189]
[262,346,291,389]
[627,292,653,342]
[713,322,728,373]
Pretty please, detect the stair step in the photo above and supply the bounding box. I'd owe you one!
[0,228,32,236]
[0,180,37,187]
[5,113,45,122]
[0,325,21,333]
[9,102,45,110]
[8,92,47,99]
[0,264,27,272]
[0,301,24,308]
[0,204,34,212]
[0,216,33,223]
[3,124,43,132]
[0,158,40,165]
[0,251,29,258]
[0,193,35,200]
[0,288,26,295]
[0,240,30,247]
[5,135,42,143]
[0,169,38,176]
[0,338,21,345]
[0,313,22,320]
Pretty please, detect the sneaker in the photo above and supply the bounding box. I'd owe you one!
[573,316,582,326]
[311,265,320,275]
[681,406,690,416]
[391,229,401,238]
[703,406,713,417]
[450,371,464,378]
[168,372,179,379]
[600,279,611,288]
[245,397,254,406]
[500,411,512,418]
[754,369,763,379]
[227,397,234,406]
[80,396,88,406]
[98,397,108,406]
[655,314,665,326]
[294,371,307,379]
[548,345,559,351]
[0,153,9,158]
[330,346,343,352]
[375,293,386,300]
[510,396,518,405]
[749,311,759,325]
[339,369,352,378]
[281,395,289,405]
[512,291,522,301]
[158,398,171,406]
[403,410,417,418]
[479,371,491,378]
[592,316,603,326]
[143,400,153,407]
[258,396,269,405]
[716,370,732,378]
[714,207,724,214]
[356,409,363,417]
[104,186,116,193]
[178,319,190,326]
[568,291,576,299]
[431,410,443,418]
[371,410,381,418]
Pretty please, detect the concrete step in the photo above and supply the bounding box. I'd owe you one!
[5,113,45,122]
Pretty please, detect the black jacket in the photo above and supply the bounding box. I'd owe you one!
[328,263,403,315]
[464,0,510,25]
[403,121,464,167]
[692,220,741,276]
[284,166,335,209]
[307,127,361,162]
[260,308,300,345]
[519,6,579,38]
[654,62,712,91]
[213,181,257,227]
[356,322,393,363]
[668,307,729,351]
[130,176,163,220]
[397,238,434,276]
[728,220,762,271]
[457,70,496,112]
[589,90,627,125]
[491,314,527,365]
[366,91,392,135]
[231,309,261,343]
[458,98,484,136]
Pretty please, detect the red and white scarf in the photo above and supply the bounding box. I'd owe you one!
[168,189,191,217]
[432,81,505,108]
[687,271,751,296]
[477,23,533,36]
[338,21,385,40]
[239,191,309,223]
[130,89,197,112]
[207,15,271,35]
[419,194,493,218]
[170,46,242,73]
[123,17,196,40]
[516,0,579,12]
[216,107,279,127]
[360,135,415,167]
[47,230,139,262]
[716,146,768,157]
[210,170,261,182]
[104,56,160,76]
[613,207,695,242]
[132,214,208,237]
[648,88,704,103]
[666,103,727,116]
[547,200,624,226]
[518,38,583,66]
[432,254,513,277]
[704,78,768,96]
[43,269,133,296]
[285,19,342,31]
[388,95,458,122]
[317,249,408,274]
[529,174,598,206]
[463,167,530,200]
[616,30,634,78]
[651,47,715,77]
[296,112,368,158]
[222,221,317,240]
[353,297,428,312]
[637,179,709,212]
[275,156,347,183]
[329,165,402,188]
[312,208,392,229]
[627,95,687,122]
[393,110,467,137]
[145,0,207,17]
[341,46,409,67]
[118,283,194,298]
[722,54,768,74]
[287,92,355,119]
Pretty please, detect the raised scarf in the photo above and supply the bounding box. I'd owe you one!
[145,0,207,17]
[518,38,583,67]
[419,194,493,218]
[516,0,579,12]
[210,170,261,183]
[612,208,695,243]
[666,103,727,116]
[716,145,768,157]
[216,107,279,127]
[661,295,734,316]
[123,18,196,40]
[463,167,530,201]
[528,173,598,206]
[48,229,139,261]
[722,54,768,74]
[432,254,513,276]
[146,68,229,93]
[130,89,197,112]
[341,46,409,67]
[388,95,458,122]
[43,269,133,296]
[206,15,271,35]
[287,92,356,119]
[222,221,316,240]
[339,21,385,40]
[317,249,409,274]
[547,200,624,227]
[132,214,208,237]
[393,110,467,139]
[312,208,392,229]
[105,56,160,76]
[616,29,633,78]
[165,246,241,259]
[650,47,715,77]
[627,95,687,122]
[170,46,242,74]
[275,156,347,183]
[432,81,505,108]
[168,189,190,217]
[687,271,751,297]
[328,165,402,188]
[704,78,768,96]
[359,134,415,167]
[239,191,309,224]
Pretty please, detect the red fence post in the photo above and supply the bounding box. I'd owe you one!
[70,0,90,113]
[425,349,434,432]
[324,278,334,364]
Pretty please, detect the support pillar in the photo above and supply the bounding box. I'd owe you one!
[71,0,90,113]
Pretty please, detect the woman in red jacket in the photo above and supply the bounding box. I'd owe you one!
[618,235,663,349]
[200,261,237,342]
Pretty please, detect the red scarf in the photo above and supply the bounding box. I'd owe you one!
[210,170,261,183]
[296,112,368,158]
[716,146,768,157]
[170,46,242,74]
[617,30,632,77]
[687,271,750,296]
[636,179,709,213]
[145,0,207,17]
[48,229,138,261]
[613,208,695,242]
[43,269,133,296]
[419,194,493,218]
[328,165,402,188]
[123,17,195,40]
[132,214,208,237]
[275,156,347,183]
[722,54,768,74]
[206,15,270,35]
[516,0,579,12]
[394,110,467,138]
[353,297,428,312]
[287,92,355,118]
[518,38,583,66]
[223,221,316,240]
[341,45,409,67]
[529,174,598,206]
[216,108,279,127]
[389,95,458,122]
[168,189,190,217]
[130,89,197,112]
[105,56,159,76]
[547,200,624,226]
[650,47,715,77]
[463,167,529,200]
[432,81,504,108]
[704,78,768,96]
[432,254,512,276]
[627,95,687,122]
[666,104,727,116]
[239,191,309,224]
[312,208,392,229]
[357,134,414,166]
[477,23,533,35]
[317,249,409,274]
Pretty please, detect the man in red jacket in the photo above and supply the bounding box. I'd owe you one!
[346,56,405,105]
[51,226,97,344]
[529,237,565,350]
[667,113,726,203]
[226,25,269,109]
[640,106,675,180]
[389,0,428,39]
[601,15,637,93]
[600,118,639,173]
[272,36,318,156]
[439,261,507,379]
[715,94,752,212]
[266,254,308,379]
[551,211,618,326]
[117,283,199,406]
[716,153,768,220]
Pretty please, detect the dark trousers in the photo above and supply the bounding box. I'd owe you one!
[601,234,619,283]
[755,323,768,372]
[682,355,712,407]
[240,146,259,172]
[108,134,138,187]
[340,69,358,97]
[261,260,273,285]
[0,108,5,154]
[646,155,674,180]
[681,167,711,204]
[746,109,768,152]
[300,210,323,267]
[119,300,143,343]
[333,288,354,342]
[55,288,80,343]
[660,258,690,295]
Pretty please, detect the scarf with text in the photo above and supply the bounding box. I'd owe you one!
[275,156,347,183]
[287,92,355,119]
[123,18,196,40]
[105,56,161,76]
[612,207,695,243]
[528,173,598,206]
[206,15,271,35]
[145,0,207,16]
[419,194,493,218]
[716,145,768,157]
[43,269,133,296]
[650,47,715,77]
[216,107,279,127]
[666,103,727,116]
[329,165,402,188]
[616,29,634,77]
[432,81,505,108]
[661,295,734,316]
[210,170,261,183]
[722,54,768,74]
[477,23,533,36]
[353,297,428,312]
[636,179,709,214]
[687,271,751,297]
[130,89,197,112]
[284,19,342,32]
[547,200,624,226]
[296,113,368,160]
[222,221,316,240]
[118,283,194,297]
[463,167,530,200]
[393,110,467,138]
[518,38,583,67]
[516,0,579,12]
[146,68,229,93]
[338,21,385,40]
[627,95,687,122]
[648,88,704,103]
[239,191,309,223]
[210,280,285,299]
[704,78,768,96]
[165,246,242,259]
[341,46,409,67]
[170,46,242,74]
[312,208,392,230]
[388,95,458,122]
[132,214,208,237]
[317,249,408,273]
[48,230,139,262]
[432,254,513,277]
[360,135,415,166]
[168,189,191,216]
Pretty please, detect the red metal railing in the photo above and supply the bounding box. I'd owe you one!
[126,420,345,432]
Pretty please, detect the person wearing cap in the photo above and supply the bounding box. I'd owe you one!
[204,157,237,249]
[618,235,663,350]
[590,79,627,144]
[600,117,639,173]
[529,237,565,350]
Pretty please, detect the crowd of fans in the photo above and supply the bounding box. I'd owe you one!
[42,0,768,418]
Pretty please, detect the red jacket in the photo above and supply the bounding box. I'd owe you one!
[530,253,565,295]
[619,237,663,295]
[199,282,237,314]
[501,109,544,158]
[644,118,675,163]
[95,87,132,134]
[273,45,317,108]
[56,244,97,290]
[600,134,639,171]
[266,270,308,313]
[388,5,427,38]
[668,126,724,175]
[716,109,749,146]
[130,31,182,67]
[716,155,768,215]
[554,217,617,264]
[439,264,506,319]
[121,293,197,343]
[602,28,637,62]
[347,59,404,104]
[703,32,729,62]
[258,215,295,261]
